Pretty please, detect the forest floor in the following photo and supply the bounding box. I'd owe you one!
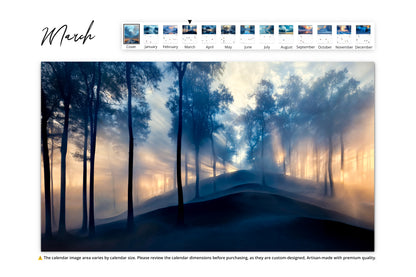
[42,170,374,251]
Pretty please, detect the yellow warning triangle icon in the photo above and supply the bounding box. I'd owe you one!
[38,256,42,260]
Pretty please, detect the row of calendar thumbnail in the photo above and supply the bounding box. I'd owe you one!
[124,24,370,39]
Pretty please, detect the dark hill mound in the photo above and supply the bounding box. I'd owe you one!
[42,184,374,251]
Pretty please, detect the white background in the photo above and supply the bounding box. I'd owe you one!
[1,0,415,276]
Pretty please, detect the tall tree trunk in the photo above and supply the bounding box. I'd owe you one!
[126,62,135,231]
[340,132,345,184]
[288,142,292,176]
[58,93,70,235]
[283,155,286,175]
[195,145,200,198]
[58,64,75,236]
[324,159,328,196]
[175,62,187,225]
[283,142,287,175]
[88,124,96,236]
[328,134,334,197]
[89,62,101,236]
[315,142,320,183]
[261,123,265,185]
[81,110,88,232]
[210,132,217,191]
[185,151,188,187]
[223,136,228,174]
[80,69,91,233]
[361,150,364,184]
[41,88,52,238]
[173,162,177,189]
[111,169,117,212]
[50,133,55,229]
[300,147,305,179]
[106,147,117,212]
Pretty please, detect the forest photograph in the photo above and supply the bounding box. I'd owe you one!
[41,61,374,251]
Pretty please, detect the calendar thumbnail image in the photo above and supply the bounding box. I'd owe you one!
[123,24,140,44]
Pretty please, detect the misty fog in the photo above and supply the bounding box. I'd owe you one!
[41,62,374,234]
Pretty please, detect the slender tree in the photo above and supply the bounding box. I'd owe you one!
[41,87,53,238]
[170,62,189,224]
[48,126,58,229]
[76,62,94,233]
[166,86,191,192]
[45,62,76,235]
[275,74,303,176]
[184,63,226,197]
[125,62,161,230]
[303,68,355,196]
[243,80,276,184]
[217,124,237,174]
[126,62,134,230]
[207,84,233,191]
[87,62,102,236]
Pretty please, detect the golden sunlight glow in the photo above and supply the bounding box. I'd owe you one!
[41,62,375,235]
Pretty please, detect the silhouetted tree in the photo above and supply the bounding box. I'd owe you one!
[45,62,78,235]
[166,85,192,189]
[243,80,276,184]
[332,78,374,185]
[41,86,56,238]
[167,62,189,224]
[126,62,134,230]
[85,62,102,236]
[126,62,161,230]
[332,77,360,184]
[183,66,210,198]
[180,63,226,198]
[75,62,95,233]
[48,124,61,229]
[275,75,303,176]
[62,62,126,235]
[207,84,233,191]
[79,62,124,236]
[167,62,226,220]
[217,123,238,173]
[42,63,67,235]
[304,68,354,196]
